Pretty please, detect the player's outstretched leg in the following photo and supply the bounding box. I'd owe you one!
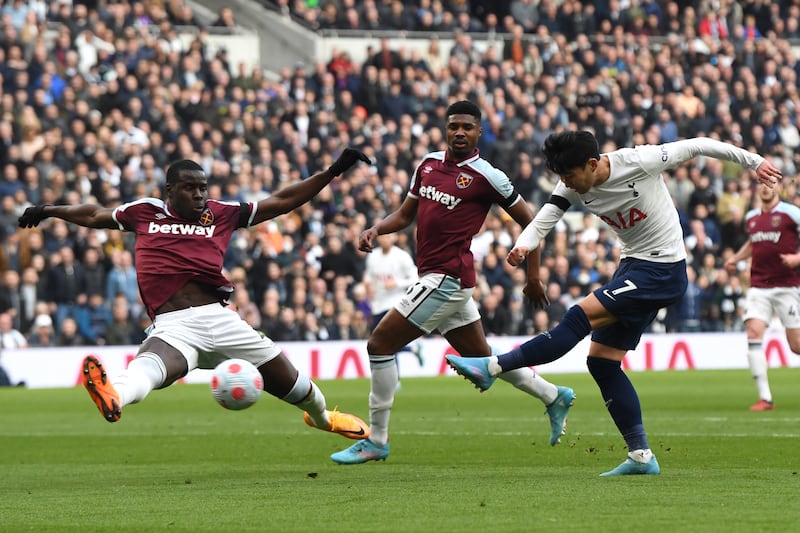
[82,355,121,423]
[445,355,497,391]
[600,449,660,476]
[303,407,370,440]
[330,439,390,464]
[545,386,576,446]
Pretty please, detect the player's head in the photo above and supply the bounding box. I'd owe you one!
[756,180,781,208]
[542,131,601,194]
[165,159,209,221]
[445,100,481,159]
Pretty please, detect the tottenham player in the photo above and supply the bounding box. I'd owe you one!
[725,181,800,411]
[18,150,372,442]
[331,100,574,465]
[446,130,782,476]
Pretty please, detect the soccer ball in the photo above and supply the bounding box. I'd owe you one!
[210,359,263,411]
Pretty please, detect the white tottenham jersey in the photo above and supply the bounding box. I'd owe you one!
[517,138,765,263]
[365,245,418,314]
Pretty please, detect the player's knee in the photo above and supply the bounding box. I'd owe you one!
[586,356,621,380]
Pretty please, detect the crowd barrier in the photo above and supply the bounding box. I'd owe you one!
[2,332,799,389]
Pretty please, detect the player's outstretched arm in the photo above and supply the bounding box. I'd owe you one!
[251,148,369,225]
[18,204,117,229]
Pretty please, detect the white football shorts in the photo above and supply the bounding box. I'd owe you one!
[394,272,480,334]
[744,286,800,329]
[148,303,281,370]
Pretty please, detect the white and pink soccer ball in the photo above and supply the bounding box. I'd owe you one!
[210,359,263,410]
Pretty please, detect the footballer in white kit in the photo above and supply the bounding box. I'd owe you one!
[446,131,782,476]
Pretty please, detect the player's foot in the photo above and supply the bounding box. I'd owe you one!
[303,408,370,440]
[82,355,121,423]
[600,450,660,477]
[545,386,575,446]
[330,438,390,464]
[445,355,496,392]
[749,399,775,411]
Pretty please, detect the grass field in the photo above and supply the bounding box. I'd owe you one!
[1,368,798,532]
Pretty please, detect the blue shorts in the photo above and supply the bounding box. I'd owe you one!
[591,258,687,350]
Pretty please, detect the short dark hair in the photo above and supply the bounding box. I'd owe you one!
[166,159,204,184]
[446,100,481,121]
[541,131,600,175]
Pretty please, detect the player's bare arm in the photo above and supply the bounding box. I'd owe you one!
[18,204,118,229]
[251,148,369,225]
[359,197,417,253]
[725,240,752,273]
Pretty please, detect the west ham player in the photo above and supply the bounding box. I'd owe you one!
[331,100,574,465]
[446,130,782,475]
[724,181,800,411]
[17,151,373,442]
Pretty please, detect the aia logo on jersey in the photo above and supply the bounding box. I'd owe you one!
[199,208,215,226]
[456,172,474,189]
[771,214,782,228]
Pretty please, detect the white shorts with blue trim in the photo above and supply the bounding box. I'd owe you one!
[394,273,480,334]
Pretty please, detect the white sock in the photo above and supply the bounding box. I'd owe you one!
[629,448,653,463]
[487,355,503,376]
[747,341,772,402]
[368,356,397,446]
[485,346,559,405]
[112,352,166,407]
[293,381,329,428]
[498,367,558,405]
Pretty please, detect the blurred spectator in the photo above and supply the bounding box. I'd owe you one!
[56,316,87,346]
[27,313,55,347]
[46,245,87,329]
[0,311,27,349]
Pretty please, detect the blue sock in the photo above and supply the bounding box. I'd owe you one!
[586,356,649,452]
[497,306,592,372]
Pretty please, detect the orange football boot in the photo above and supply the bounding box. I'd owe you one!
[303,407,370,440]
[82,355,122,422]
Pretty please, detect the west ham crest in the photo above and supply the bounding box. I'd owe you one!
[199,208,215,226]
[456,172,474,189]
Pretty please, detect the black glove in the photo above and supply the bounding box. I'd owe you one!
[18,205,49,228]
[328,148,370,177]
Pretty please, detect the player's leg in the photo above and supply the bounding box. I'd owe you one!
[743,287,776,410]
[443,318,574,445]
[82,336,186,423]
[585,342,659,476]
[364,308,425,444]
[446,295,604,389]
[330,309,421,464]
[745,318,772,409]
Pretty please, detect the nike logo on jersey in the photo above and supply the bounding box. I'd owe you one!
[584,198,597,205]
[602,289,616,301]
[148,221,216,238]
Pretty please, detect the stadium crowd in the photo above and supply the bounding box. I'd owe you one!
[0,0,797,349]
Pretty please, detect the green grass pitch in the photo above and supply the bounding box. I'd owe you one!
[1,368,798,532]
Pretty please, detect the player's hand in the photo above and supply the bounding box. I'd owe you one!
[507,246,530,267]
[723,257,737,274]
[328,148,370,177]
[18,204,49,228]
[523,279,549,310]
[780,253,800,269]
[358,227,379,253]
[755,160,782,187]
